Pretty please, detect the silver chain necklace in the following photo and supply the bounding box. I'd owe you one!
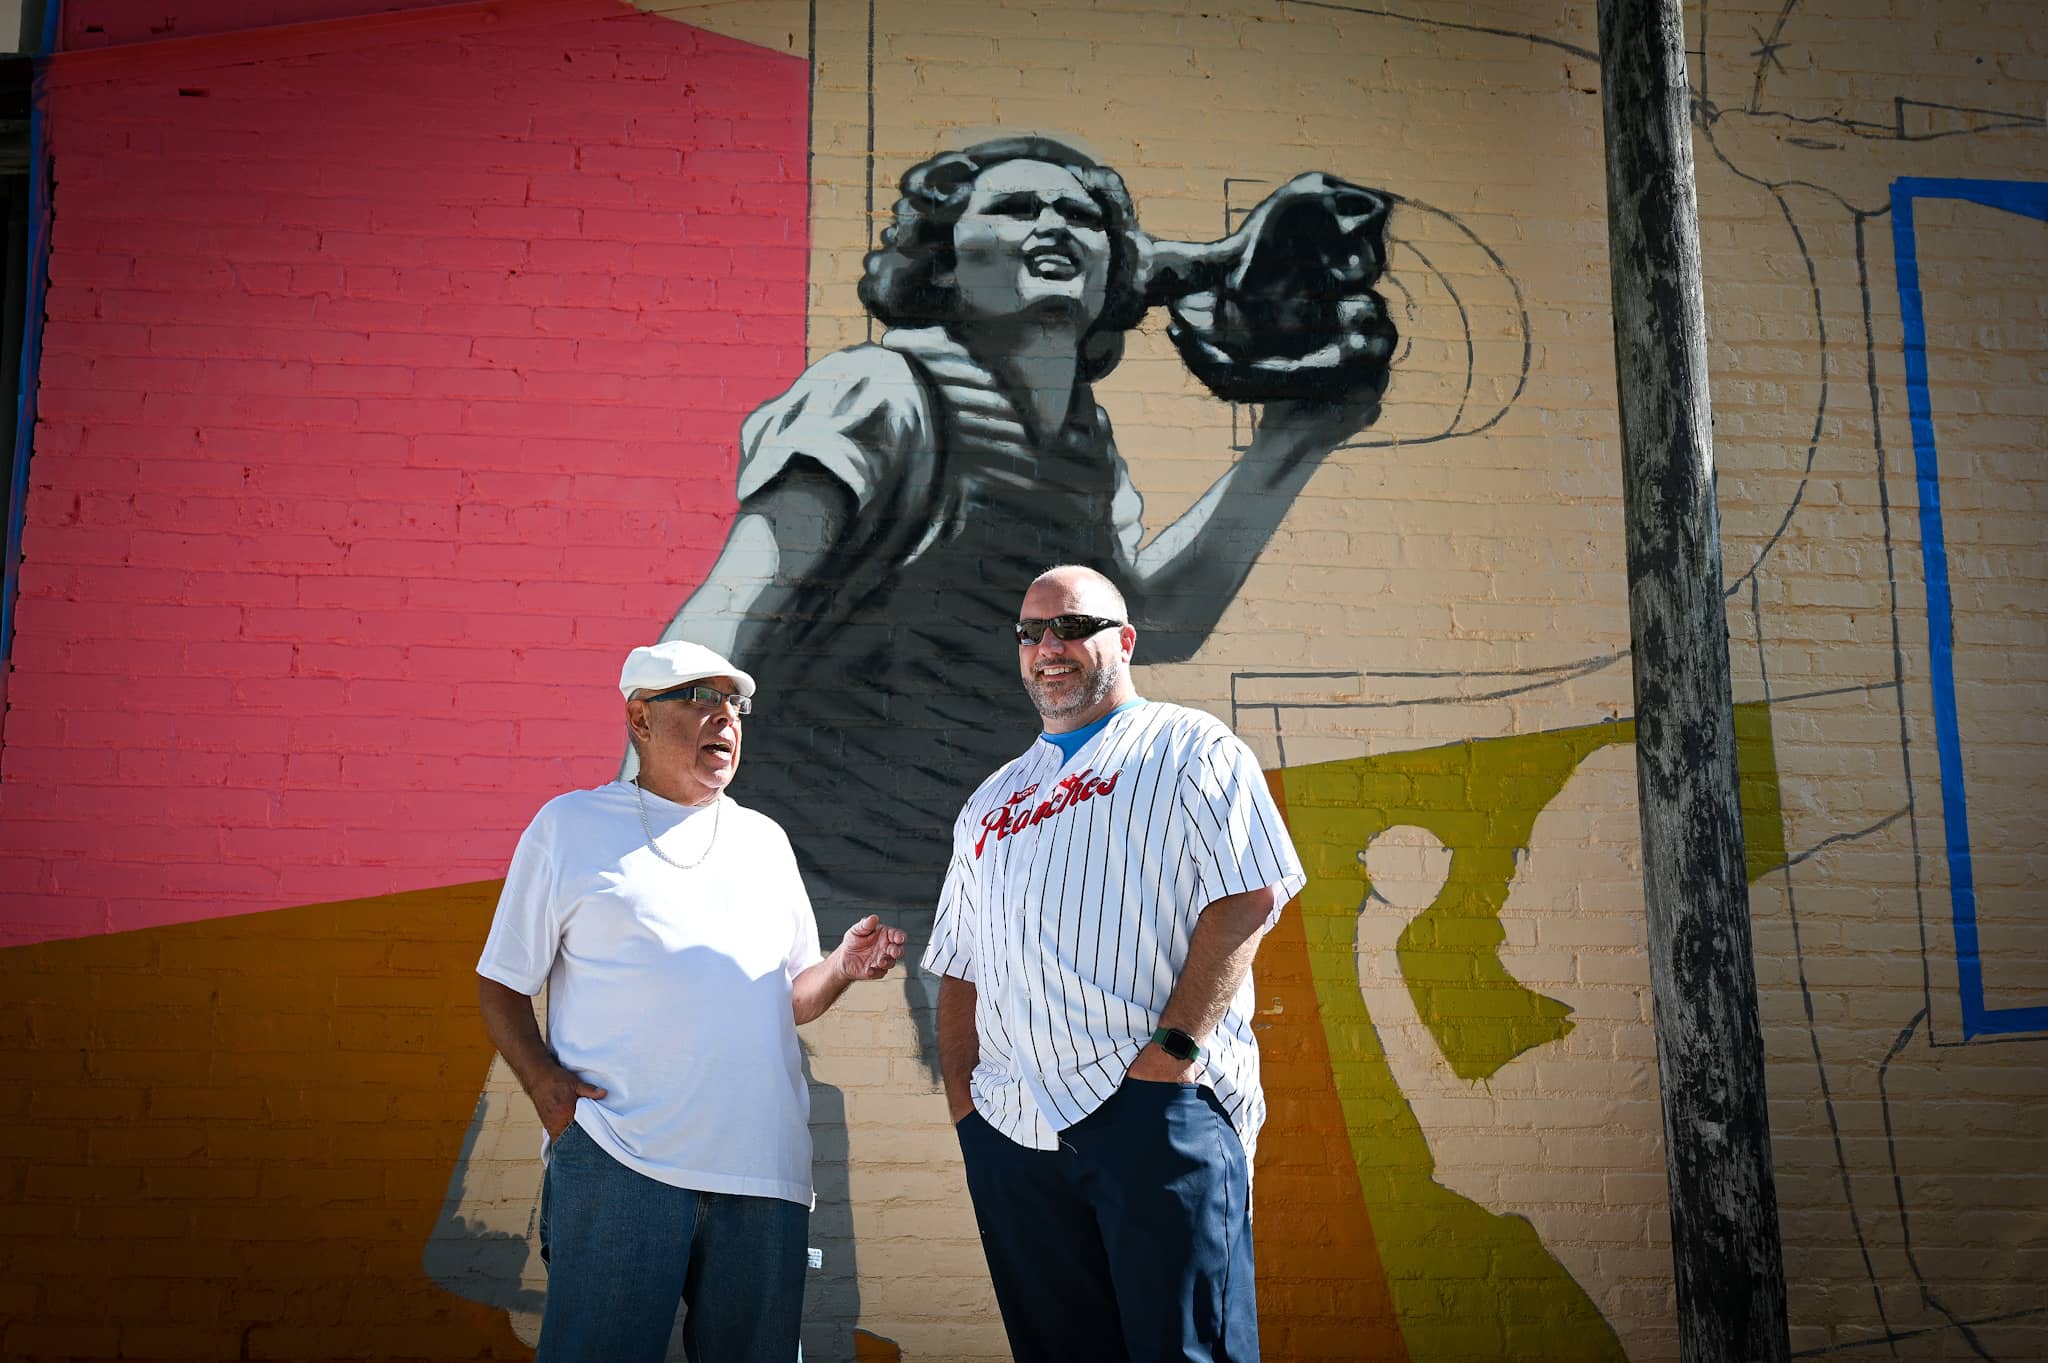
[631,778,721,870]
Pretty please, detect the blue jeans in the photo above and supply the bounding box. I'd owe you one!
[957,1079,1259,1363]
[536,1122,809,1363]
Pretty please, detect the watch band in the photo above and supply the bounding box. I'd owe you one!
[1150,1026,1203,1063]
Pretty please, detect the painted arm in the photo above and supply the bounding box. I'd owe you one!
[656,459,854,663]
[792,914,909,1025]
[1124,884,1277,1083]
[937,974,980,1123]
[1124,395,1382,662]
[623,462,852,779]
[477,976,607,1140]
[1125,172,1398,660]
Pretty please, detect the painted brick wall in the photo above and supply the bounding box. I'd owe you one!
[2,0,2044,1360]
[3,0,808,944]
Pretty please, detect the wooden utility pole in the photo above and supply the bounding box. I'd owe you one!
[1595,1,1792,1359]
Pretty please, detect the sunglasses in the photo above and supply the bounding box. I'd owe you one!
[1014,614,1126,646]
[645,683,753,715]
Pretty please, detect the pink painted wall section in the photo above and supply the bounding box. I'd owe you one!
[0,0,809,945]
[62,0,457,52]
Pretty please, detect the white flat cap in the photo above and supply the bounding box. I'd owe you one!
[618,640,757,700]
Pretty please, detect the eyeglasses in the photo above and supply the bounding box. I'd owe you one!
[646,683,753,715]
[1014,615,1126,646]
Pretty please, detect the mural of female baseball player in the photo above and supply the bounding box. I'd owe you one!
[435,135,1402,1356]
[644,136,1399,1005]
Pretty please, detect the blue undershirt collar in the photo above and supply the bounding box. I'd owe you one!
[1040,698,1146,763]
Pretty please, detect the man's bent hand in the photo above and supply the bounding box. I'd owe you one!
[836,914,908,981]
[476,976,609,1140]
[793,914,908,1023]
[530,1063,609,1140]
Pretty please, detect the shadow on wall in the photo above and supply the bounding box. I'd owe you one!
[423,1006,551,1342]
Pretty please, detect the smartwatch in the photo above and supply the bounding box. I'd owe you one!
[1150,1026,1204,1064]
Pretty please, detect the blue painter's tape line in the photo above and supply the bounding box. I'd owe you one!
[0,64,53,679]
[1,0,61,679]
[2,0,64,683]
[1889,177,2048,1039]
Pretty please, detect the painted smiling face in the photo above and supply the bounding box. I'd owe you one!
[945,158,1113,328]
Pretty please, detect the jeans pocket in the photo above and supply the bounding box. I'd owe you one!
[547,1119,599,1169]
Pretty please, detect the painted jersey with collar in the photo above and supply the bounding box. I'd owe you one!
[922,701,1305,1160]
[722,328,1147,907]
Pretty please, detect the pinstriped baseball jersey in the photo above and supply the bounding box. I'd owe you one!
[922,700,1305,1158]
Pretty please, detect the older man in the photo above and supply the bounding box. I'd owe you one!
[924,565,1305,1363]
[476,639,906,1363]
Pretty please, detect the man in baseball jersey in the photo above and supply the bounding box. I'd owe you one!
[476,639,907,1363]
[924,565,1305,1363]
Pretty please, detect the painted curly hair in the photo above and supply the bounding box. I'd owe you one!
[858,137,1151,383]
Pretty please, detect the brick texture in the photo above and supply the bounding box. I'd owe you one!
[3,0,2045,1360]
[3,0,809,945]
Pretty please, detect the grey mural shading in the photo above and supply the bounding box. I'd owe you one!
[643,137,1398,1058]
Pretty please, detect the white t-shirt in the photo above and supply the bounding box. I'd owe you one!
[477,783,823,1206]
[922,701,1305,1161]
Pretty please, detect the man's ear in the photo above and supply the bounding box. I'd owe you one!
[625,698,651,743]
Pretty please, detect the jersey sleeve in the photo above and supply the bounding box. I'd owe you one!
[734,346,934,511]
[921,828,981,982]
[1178,729,1306,921]
[476,807,563,996]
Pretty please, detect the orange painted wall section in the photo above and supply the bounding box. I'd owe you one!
[3,885,525,1360]
[1252,771,1410,1362]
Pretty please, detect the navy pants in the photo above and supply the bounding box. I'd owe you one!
[956,1079,1259,1363]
